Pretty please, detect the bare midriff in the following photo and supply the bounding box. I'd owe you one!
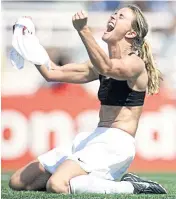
[98,105,143,137]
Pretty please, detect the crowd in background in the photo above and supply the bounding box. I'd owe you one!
[88,1,174,12]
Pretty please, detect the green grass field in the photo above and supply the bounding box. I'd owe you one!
[2,172,176,199]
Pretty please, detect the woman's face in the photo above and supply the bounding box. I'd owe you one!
[102,7,136,43]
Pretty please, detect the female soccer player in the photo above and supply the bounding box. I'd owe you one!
[9,5,166,194]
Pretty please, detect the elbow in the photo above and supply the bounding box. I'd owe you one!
[44,73,57,82]
[46,78,52,82]
[45,75,52,82]
[45,75,62,83]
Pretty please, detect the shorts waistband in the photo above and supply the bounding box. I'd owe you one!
[95,127,135,142]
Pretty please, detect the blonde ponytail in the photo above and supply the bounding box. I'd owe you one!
[127,4,162,95]
[141,41,162,95]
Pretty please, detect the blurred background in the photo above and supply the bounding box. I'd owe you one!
[1,0,176,173]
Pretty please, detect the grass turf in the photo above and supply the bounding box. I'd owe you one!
[1,172,176,199]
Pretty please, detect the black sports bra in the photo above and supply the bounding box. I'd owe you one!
[98,75,146,106]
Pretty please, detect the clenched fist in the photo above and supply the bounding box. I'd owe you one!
[72,10,88,31]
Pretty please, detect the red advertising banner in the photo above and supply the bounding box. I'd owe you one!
[2,84,176,172]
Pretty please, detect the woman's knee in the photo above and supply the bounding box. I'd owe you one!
[9,159,48,191]
[9,173,25,191]
[9,176,38,191]
[46,159,87,194]
[46,178,70,194]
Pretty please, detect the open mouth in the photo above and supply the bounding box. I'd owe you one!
[106,22,115,32]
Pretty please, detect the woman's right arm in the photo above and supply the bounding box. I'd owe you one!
[35,60,99,84]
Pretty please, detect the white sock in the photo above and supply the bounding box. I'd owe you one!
[70,175,134,194]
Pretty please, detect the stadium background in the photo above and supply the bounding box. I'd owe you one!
[1,0,176,173]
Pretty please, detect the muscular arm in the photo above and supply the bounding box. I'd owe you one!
[35,60,99,83]
[79,27,144,80]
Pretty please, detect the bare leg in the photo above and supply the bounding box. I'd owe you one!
[9,159,51,191]
[46,159,87,194]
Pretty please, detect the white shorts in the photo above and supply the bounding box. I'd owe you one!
[38,127,135,181]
